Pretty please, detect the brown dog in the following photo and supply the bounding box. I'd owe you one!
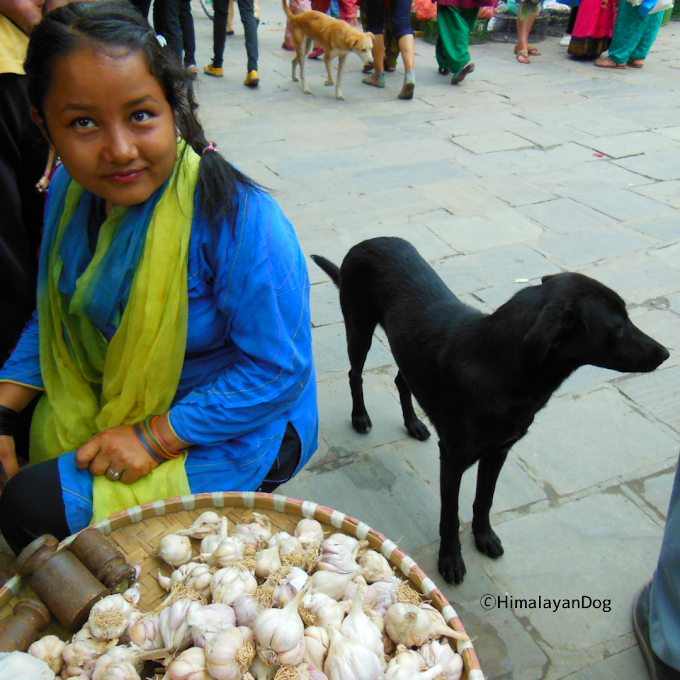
[282,0,374,100]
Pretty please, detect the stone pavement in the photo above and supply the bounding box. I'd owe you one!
[190,5,680,678]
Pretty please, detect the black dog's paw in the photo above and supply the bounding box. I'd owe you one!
[406,419,430,441]
[474,529,504,559]
[438,549,467,584]
[352,414,372,434]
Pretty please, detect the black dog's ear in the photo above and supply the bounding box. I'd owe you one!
[523,303,575,363]
[541,274,556,284]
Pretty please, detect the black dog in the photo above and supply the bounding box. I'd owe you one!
[312,237,670,584]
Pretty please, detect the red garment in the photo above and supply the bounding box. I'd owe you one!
[568,0,619,57]
[312,0,360,21]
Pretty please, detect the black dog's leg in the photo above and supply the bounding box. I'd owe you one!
[437,440,468,584]
[345,318,376,434]
[395,371,430,441]
[471,449,509,559]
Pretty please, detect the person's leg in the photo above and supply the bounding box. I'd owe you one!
[629,10,664,62]
[237,0,260,78]
[207,0,229,72]
[227,0,235,33]
[309,0,332,57]
[0,458,70,555]
[606,0,645,65]
[516,6,539,62]
[179,0,196,68]
[363,0,386,85]
[130,0,153,19]
[436,5,475,73]
[391,0,415,98]
[153,0,184,61]
[649,456,680,670]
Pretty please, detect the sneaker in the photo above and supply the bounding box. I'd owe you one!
[244,70,260,87]
[204,63,224,77]
[398,70,415,99]
[560,33,571,47]
[362,72,385,88]
[451,62,474,84]
[633,584,680,680]
[308,46,325,59]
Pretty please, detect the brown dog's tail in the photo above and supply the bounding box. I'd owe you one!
[282,0,294,21]
[311,255,340,287]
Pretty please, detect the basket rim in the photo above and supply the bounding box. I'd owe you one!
[0,491,483,678]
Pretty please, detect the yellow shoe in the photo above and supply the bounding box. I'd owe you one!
[204,63,224,77]
[244,70,260,87]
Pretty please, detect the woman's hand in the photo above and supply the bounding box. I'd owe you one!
[0,436,20,479]
[76,425,160,484]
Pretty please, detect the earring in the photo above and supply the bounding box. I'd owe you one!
[35,146,57,193]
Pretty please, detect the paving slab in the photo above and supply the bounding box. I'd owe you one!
[585,130,680,159]
[631,179,680,208]
[575,188,676,222]
[614,148,680,181]
[513,387,680,496]
[620,212,680,243]
[518,197,617,235]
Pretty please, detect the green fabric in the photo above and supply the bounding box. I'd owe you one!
[32,142,199,522]
[609,0,664,62]
[436,6,479,72]
[519,0,541,20]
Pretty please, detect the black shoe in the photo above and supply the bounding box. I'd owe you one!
[633,583,680,680]
[226,29,234,35]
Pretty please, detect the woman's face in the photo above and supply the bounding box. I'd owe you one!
[37,47,177,213]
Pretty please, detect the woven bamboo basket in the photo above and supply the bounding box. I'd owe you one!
[0,492,484,679]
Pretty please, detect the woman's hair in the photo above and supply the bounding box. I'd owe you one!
[24,0,258,225]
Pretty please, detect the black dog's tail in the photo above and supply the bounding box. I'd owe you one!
[310,255,340,287]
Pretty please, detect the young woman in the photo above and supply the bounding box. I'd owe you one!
[0,0,318,554]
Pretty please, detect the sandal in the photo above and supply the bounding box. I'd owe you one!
[628,59,644,68]
[451,62,475,84]
[516,49,530,64]
[595,57,626,69]
[362,72,385,88]
[514,44,541,57]
[438,67,451,75]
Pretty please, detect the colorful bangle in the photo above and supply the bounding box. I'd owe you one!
[133,415,185,463]
[0,405,18,438]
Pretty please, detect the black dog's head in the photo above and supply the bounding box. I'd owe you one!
[522,273,670,373]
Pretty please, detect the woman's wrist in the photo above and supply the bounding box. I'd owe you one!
[156,413,192,452]
[132,414,191,463]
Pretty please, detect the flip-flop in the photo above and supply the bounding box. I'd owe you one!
[527,45,542,56]
[516,50,530,64]
[628,59,645,68]
[595,57,626,69]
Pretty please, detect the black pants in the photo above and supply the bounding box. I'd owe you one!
[179,0,196,66]
[0,74,47,368]
[0,423,301,555]
[153,0,184,61]
[212,0,259,72]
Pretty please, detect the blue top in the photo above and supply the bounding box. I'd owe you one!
[0,166,319,531]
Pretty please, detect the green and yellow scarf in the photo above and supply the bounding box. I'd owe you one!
[32,142,199,522]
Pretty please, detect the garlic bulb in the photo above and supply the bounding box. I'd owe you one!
[188,603,237,647]
[122,583,142,605]
[184,563,214,599]
[370,577,404,616]
[166,647,212,680]
[129,616,164,651]
[308,570,359,600]
[316,548,358,575]
[157,534,194,567]
[212,566,258,606]
[268,532,303,558]
[385,603,467,648]
[315,600,350,631]
[232,513,272,546]
[303,626,330,671]
[324,627,382,680]
[97,660,141,680]
[0,651,55,680]
[206,535,246,568]
[177,512,223,539]
[204,626,256,680]
[249,655,279,680]
[88,594,137,640]
[340,587,384,663]
[386,664,443,680]
[62,638,117,677]
[384,645,424,680]
[358,551,393,583]
[28,634,65,673]
[294,519,324,549]
[201,517,230,556]
[92,646,143,680]
[160,598,203,649]
[322,535,360,559]
[255,545,282,579]
[419,640,463,680]
[253,585,308,661]
[418,604,468,642]
[232,594,265,629]
[272,566,309,607]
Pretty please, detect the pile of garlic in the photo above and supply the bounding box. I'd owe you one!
[24,511,468,680]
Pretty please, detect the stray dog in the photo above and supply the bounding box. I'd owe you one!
[282,0,374,100]
[312,237,670,584]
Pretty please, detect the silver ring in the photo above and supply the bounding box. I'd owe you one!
[108,468,121,481]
